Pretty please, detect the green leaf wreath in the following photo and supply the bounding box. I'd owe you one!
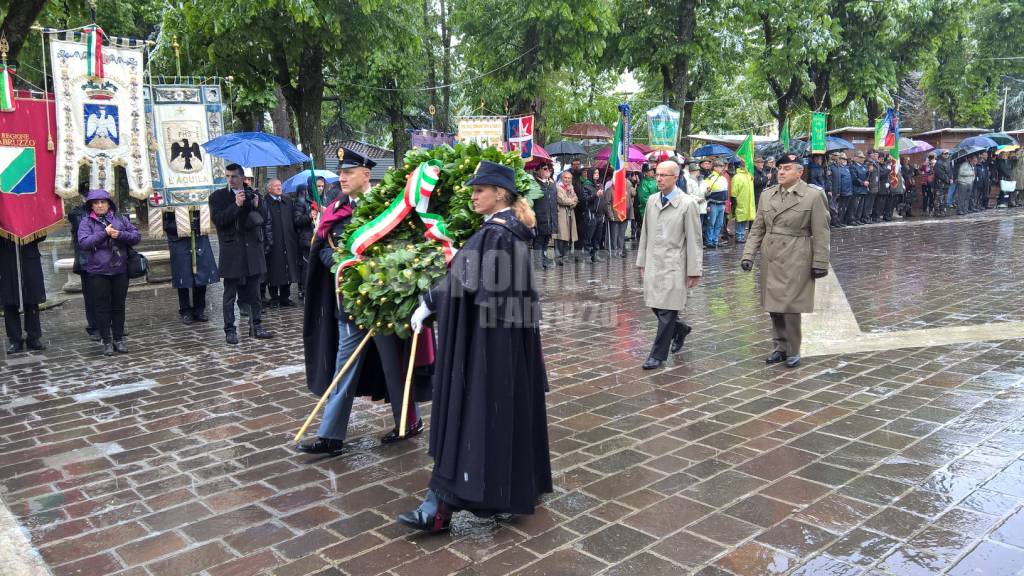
[332,143,540,339]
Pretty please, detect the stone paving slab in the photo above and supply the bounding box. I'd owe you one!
[2,210,1024,575]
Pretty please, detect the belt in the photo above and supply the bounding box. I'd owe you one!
[768,226,810,237]
[708,201,726,205]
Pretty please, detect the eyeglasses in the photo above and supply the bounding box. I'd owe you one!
[655,173,675,178]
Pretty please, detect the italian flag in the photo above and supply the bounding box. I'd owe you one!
[610,116,627,221]
[0,64,14,112]
[85,25,104,79]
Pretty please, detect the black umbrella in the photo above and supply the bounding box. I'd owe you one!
[756,139,809,158]
[980,132,1019,146]
[951,144,985,161]
[545,140,586,156]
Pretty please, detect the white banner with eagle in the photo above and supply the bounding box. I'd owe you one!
[48,32,151,200]
[144,82,225,235]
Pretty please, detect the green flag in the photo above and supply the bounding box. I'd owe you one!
[874,119,885,150]
[737,134,754,174]
[810,113,827,154]
[780,118,790,153]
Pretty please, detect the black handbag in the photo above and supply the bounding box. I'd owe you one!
[126,246,148,279]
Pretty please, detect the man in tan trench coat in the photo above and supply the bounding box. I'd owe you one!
[636,160,704,370]
[741,153,830,368]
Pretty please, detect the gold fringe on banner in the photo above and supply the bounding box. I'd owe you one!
[0,219,67,245]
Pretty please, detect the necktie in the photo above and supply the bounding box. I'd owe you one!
[661,195,669,207]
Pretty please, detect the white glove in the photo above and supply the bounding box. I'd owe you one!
[410,300,433,333]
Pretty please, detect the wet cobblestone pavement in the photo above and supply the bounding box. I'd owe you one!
[4,211,1024,575]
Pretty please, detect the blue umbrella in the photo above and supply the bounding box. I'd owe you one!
[202,132,310,167]
[692,143,735,157]
[959,135,999,149]
[825,136,855,151]
[282,169,338,193]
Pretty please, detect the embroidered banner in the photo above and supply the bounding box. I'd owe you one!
[457,116,504,148]
[49,31,151,200]
[505,115,533,161]
[0,92,63,243]
[144,83,225,208]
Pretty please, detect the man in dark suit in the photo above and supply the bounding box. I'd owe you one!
[262,178,300,306]
[209,163,274,344]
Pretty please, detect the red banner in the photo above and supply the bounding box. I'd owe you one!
[0,91,63,244]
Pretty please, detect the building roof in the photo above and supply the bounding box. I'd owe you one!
[330,139,393,159]
[687,134,777,145]
[827,126,917,135]
[827,126,876,134]
[914,128,988,137]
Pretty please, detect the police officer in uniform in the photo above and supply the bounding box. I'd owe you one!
[848,150,869,225]
[299,147,431,454]
[740,153,831,368]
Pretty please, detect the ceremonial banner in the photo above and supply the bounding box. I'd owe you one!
[457,116,504,148]
[877,108,900,159]
[646,104,679,151]
[49,31,151,200]
[409,129,455,150]
[505,115,533,161]
[145,83,224,203]
[0,92,63,243]
[810,112,827,155]
[144,83,225,235]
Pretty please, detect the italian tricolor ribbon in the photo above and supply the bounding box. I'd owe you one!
[0,65,14,112]
[85,25,104,79]
[334,159,459,289]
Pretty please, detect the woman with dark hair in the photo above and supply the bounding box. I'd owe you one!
[77,189,141,355]
[398,160,552,533]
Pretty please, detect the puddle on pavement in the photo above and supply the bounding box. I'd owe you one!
[70,379,157,402]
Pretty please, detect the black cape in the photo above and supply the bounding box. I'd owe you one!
[302,199,432,404]
[425,209,552,515]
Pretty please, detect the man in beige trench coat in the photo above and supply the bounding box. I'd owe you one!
[740,153,830,368]
[636,160,704,370]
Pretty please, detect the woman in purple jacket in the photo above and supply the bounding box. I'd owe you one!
[77,189,141,355]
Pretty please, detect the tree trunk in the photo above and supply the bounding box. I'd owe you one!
[270,87,298,181]
[681,90,696,152]
[275,43,326,168]
[389,104,409,165]
[668,0,697,110]
[235,109,259,132]
[0,0,48,64]
[440,0,452,132]
[423,0,438,125]
[509,25,540,115]
[865,97,881,127]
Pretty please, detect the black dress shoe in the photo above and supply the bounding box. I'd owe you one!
[397,505,451,533]
[225,332,239,345]
[113,340,128,353]
[26,339,46,351]
[381,418,424,444]
[785,355,801,368]
[765,351,787,365]
[671,324,693,354]
[5,341,24,354]
[181,313,194,325]
[250,325,275,339]
[102,342,114,356]
[240,307,249,317]
[642,357,663,370]
[296,437,345,455]
[279,299,296,307]
[192,312,209,322]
